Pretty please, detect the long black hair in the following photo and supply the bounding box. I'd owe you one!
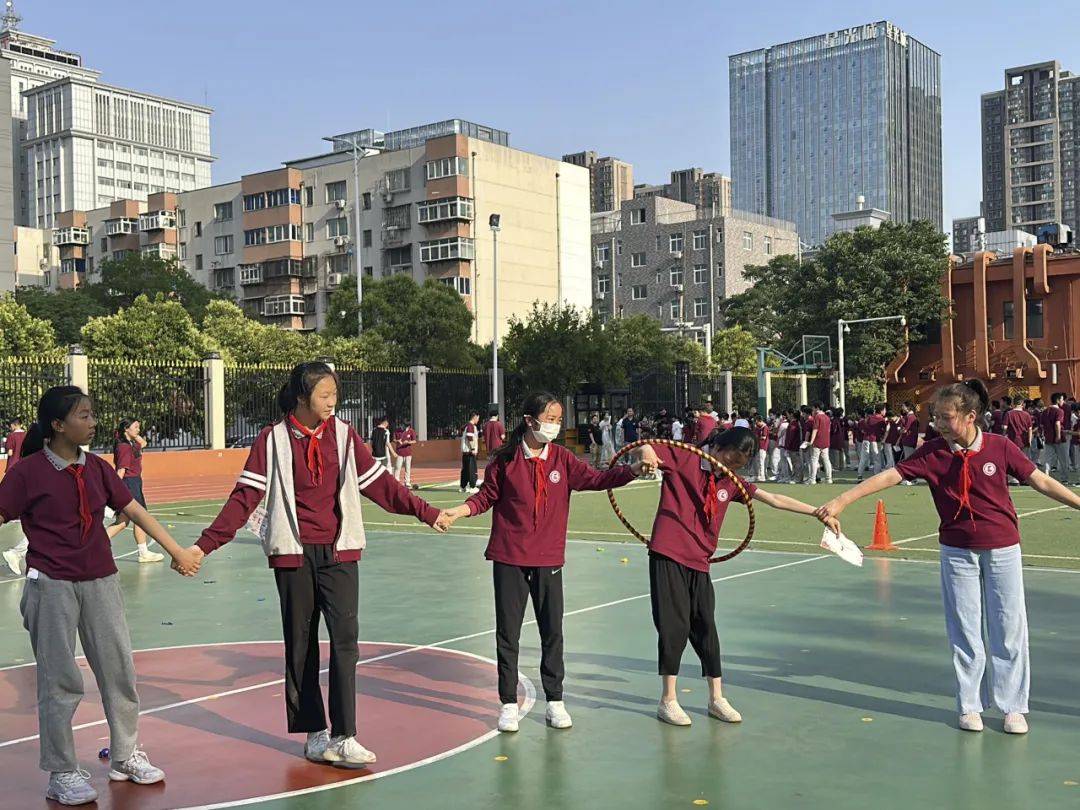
[700,425,756,457]
[112,418,142,460]
[277,361,341,415]
[22,386,90,457]
[491,391,560,465]
[933,378,990,418]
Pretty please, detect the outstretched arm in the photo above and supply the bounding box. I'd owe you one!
[754,488,840,535]
[1026,469,1080,509]
[815,468,903,520]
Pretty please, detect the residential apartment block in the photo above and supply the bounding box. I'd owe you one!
[562,151,634,213]
[634,167,731,216]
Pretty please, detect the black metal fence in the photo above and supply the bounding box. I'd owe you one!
[0,355,68,426]
[223,363,294,447]
[88,359,206,452]
[426,370,490,440]
[337,367,412,439]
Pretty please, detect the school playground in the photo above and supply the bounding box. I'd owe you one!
[1,462,1079,810]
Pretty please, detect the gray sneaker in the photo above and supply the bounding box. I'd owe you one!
[108,747,165,784]
[46,769,98,806]
[305,729,331,762]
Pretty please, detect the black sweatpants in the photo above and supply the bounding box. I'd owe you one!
[493,562,565,704]
[649,552,722,678]
[460,453,478,489]
[274,544,360,738]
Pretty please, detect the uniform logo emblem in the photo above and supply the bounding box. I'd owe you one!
[982,462,997,477]
[717,489,730,502]
[549,470,561,484]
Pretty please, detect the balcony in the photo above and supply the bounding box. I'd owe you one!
[139,211,177,231]
[141,243,177,260]
[417,197,473,225]
[59,258,86,275]
[263,295,305,317]
[239,264,264,285]
[105,218,138,236]
[52,226,90,246]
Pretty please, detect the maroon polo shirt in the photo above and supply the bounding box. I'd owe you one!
[114,441,143,478]
[4,430,25,469]
[0,450,133,581]
[900,413,919,448]
[783,418,803,451]
[894,432,1036,550]
[884,420,901,445]
[829,416,844,450]
[393,427,416,458]
[198,416,439,567]
[864,414,887,442]
[649,444,756,572]
[755,422,769,451]
[991,409,1005,434]
[1040,405,1066,444]
[695,414,718,443]
[1003,408,1033,448]
[482,419,505,453]
[467,442,637,567]
[811,412,831,450]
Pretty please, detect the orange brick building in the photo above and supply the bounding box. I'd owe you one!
[886,246,1080,410]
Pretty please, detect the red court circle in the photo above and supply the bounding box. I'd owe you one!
[0,641,535,809]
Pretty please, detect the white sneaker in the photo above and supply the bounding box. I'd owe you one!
[545,700,572,729]
[323,735,376,767]
[108,747,165,784]
[656,700,692,726]
[958,712,983,732]
[3,547,26,576]
[47,769,98,805]
[304,729,331,762]
[497,702,520,732]
[708,697,742,723]
[467,486,481,494]
[138,549,165,564]
[1004,712,1029,734]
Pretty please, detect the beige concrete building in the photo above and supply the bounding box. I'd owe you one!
[10,223,52,287]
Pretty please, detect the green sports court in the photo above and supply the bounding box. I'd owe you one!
[1,476,1078,809]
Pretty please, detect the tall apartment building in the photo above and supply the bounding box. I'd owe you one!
[729,21,942,246]
[46,119,592,341]
[950,215,1036,257]
[981,60,1080,237]
[590,196,798,337]
[634,167,732,215]
[562,150,634,212]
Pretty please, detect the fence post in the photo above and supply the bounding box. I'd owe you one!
[67,345,89,394]
[830,372,841,408]
[410,365,428,441]
[797,372,808,406]
[763,372,773,413]
[723,371,733,414]
[491,367,505,424]
[204,352,225,450]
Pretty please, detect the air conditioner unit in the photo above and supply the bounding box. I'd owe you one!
[673,284,684,294]
[715,231,723,242]
[334,236,349,248]
[327,272,343,287]
[672,251,683,259]
[381,190,394,203]
[334,199,347,210]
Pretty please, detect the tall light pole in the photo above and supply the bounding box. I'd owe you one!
[489,213,501,408]
[837,314,907,413]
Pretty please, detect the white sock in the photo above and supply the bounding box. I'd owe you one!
[137,542,148,555]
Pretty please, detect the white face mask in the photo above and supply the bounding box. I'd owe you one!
[530,420,561,444]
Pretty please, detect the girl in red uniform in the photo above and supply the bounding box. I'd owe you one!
[442,392,652,733]
[191,362,450,766]
[638,427,838,726]
[817,380,1080,735]
[106,418,163,563]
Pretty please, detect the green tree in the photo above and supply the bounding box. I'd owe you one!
[324,275,475,367]
[80,294,213,361]
[0,294,57,354]
[606,315,704,382]
[87,253,224,320]
[14,287,108,347]
[710,325,758,375]
[319,334,407,369]
[201,300,316,365]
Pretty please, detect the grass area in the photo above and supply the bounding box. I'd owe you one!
[146,474,1080,571]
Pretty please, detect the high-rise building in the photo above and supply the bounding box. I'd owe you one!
[980,60,1080,237]
[562,150,633,212]
[634,167,731,216]
[729,21,942,246]
[950,215,1036,257]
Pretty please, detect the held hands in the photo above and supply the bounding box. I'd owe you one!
[434,505,471,532]
[171,545,204,577]
[820,515,842,537]
[813,497,846,524]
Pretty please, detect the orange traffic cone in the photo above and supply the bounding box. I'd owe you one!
[866,500,897,551]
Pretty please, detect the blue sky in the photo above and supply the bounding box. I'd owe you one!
[39,0,1080,230]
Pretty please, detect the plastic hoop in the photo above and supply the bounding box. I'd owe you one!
[607,438,756,563]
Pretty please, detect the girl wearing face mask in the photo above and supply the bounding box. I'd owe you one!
[442,392,653,734]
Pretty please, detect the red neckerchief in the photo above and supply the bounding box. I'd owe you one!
[288,414,327,485]
[526,450,549,528]
[64,465,92,542]
[703,474,719,522]
[951,433,981,528]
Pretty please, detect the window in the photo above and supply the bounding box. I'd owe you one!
[327,217,349,238]
[263,295,305,317]
[742,231,753,251]
[326,180,347,203]
[363,229,372,248]
[385,245,412,267]
[616,239,622,255]
[425,156,469,181]
[179,243,188,260]
[214,202,233,221]
[669,300,681,320]
[764,235,773,255]
[212,267,234,289]
[596,244,610,264]
[304,222,314,242]
[693,230,707,251]
[1028,299,1044,338]
[694,298,708,318]
[631,284,647,300]
[439,276,471,295]
[385,167,410,193]
[630,208,646,225]
[214,235,234,255]
[669,267,683,286]
[195,254,203,271]
[194,221,202,237]
[384,204,410,230]
[244,188,300,210]
[597,275,610,295]
[303,186,313,207]
[693,264,708,285]
[669,233,684,253]
[100,238,107,252]
[243,224,303,245]
[419,237,475,262]
[617,273,622,288]
[416,197,473,223]
[630,251,646,268]
[362,192,371,210]
[327,254,351,275]
[1003,301,1014,339]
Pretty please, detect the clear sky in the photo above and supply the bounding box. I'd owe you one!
[36,0,1080,231]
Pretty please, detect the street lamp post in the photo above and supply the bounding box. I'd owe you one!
[837,314,907,413]
[489,213,501,408]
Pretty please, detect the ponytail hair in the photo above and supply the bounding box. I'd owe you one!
[492,391,559,466]
[700,425,756,457]
[113,417,134,459]
[22,386,90,457]
[277,361,340,415]
[933,378,990,418]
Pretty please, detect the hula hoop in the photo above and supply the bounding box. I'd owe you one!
[607,438,756,563]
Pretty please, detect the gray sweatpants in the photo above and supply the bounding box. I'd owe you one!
[20,571,139,772]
